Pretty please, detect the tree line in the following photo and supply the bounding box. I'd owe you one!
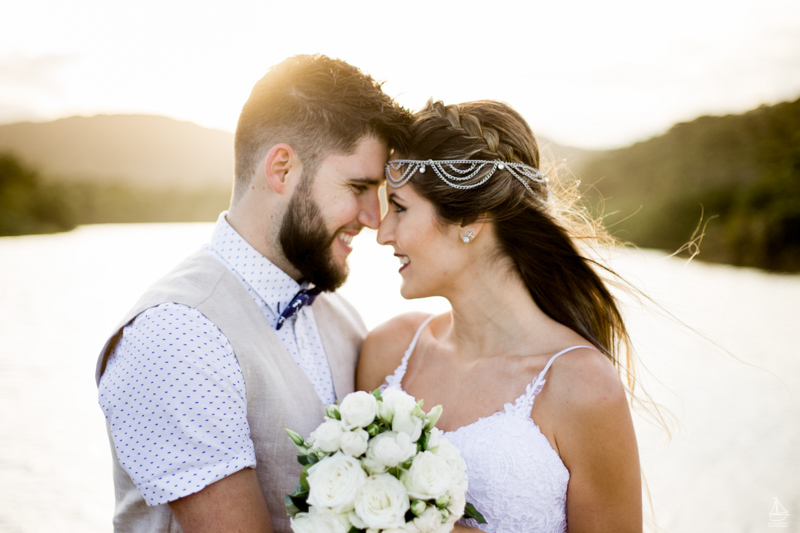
[0,153,229,236]
[576,97,800,272]
[2,97,799,271]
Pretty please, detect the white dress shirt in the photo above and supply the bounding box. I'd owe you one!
[99,213,337,505]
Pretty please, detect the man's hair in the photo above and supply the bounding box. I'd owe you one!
[233,54,411,199]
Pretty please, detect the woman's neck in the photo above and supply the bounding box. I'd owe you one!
[438,264,560,361]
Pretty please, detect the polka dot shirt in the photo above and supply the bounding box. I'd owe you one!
[98,213,336,505]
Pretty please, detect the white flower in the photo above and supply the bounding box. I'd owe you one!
[309,418,345,453]
[290,512,315,533]
[340,391,379,429]
[412,505,447,533]
[340,428,369,457]
[424,427,441,451]
[433,438,468,491]
[402,451,452,500]
[382,388,424,441]
[365,431,417,471]
[291,508,352,533]
[312,507,353,533]
[307,452,367,514]
[353,474,411,530]
[446,483,467,520]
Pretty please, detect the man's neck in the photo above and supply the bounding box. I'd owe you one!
[225,205,303,282]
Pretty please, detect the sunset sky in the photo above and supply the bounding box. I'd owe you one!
[2,0,799,149]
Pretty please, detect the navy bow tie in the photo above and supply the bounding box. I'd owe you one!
[276,286,322,330]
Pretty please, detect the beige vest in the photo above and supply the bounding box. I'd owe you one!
[95,252,365,533]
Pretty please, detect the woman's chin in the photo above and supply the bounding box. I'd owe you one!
[399,282,433,301]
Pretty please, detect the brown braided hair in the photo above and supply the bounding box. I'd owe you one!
[404,99,633,380]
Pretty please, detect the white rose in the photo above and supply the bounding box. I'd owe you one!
[402,451,451,500]
[446,484,466,520]
[366,431,417,470]
[340,391,379,429]
[290,512,315,533]
[433,438,468,491]
[306,506,352,533]
[425,427,441,451]
[309,418,345,453]
[412,506,446,533]
[353,474,411,530]
[382,389,424,441]
[307,452,367,513]
[340,428,369,457]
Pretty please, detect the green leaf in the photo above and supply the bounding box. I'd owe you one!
[418,431,429,451]
[463,502,487,524]
[371,389,382,400]
[284,495,300,517]
[347,527,366,533]
[285,492,309,515]
[300,464,311,491]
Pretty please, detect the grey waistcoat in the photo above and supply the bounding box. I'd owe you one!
[95,251,365,532]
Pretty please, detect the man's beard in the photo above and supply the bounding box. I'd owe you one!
[279,179,349,292]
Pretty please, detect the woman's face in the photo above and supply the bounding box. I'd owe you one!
[377,183,467,300]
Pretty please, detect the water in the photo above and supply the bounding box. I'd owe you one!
[0,223,798,532]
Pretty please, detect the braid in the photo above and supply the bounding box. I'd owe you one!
[406,99,632,372]
[426,99,511,159]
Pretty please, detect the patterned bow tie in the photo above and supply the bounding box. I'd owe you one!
[276,286,322,330]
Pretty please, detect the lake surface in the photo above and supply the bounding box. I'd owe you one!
[0,223,798,532]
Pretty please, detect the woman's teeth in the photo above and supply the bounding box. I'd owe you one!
[398,256,410,265]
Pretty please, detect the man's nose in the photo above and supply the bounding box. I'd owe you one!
[358,189,381,230]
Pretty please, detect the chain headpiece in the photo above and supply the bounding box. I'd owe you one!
[385,159,549,200]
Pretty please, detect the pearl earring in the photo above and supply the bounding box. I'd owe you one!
[462,231,474,243]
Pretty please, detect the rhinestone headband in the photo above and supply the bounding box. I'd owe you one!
[385,159,550,199]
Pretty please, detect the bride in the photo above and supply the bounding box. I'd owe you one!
[357,100,642,532]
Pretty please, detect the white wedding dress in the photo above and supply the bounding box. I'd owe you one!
[383,316,590,533]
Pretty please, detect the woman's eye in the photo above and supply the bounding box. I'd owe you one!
[392,203,406,213]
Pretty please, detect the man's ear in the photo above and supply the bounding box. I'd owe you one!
[264,143,300,194]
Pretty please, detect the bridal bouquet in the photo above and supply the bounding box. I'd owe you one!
[285,388,485,533]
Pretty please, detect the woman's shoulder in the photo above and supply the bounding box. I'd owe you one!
[546,346,628,409]
[356,312,433,391]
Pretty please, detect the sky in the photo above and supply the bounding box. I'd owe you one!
[1,0,799,150]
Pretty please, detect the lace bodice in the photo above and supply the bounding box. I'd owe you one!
[383,316,590,533]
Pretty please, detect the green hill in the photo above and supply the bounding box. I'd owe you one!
[577,97,800,272]
[0,115,233,190]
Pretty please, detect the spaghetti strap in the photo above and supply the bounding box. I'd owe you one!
[519,345,596,406]
[382,315,435,390]
[538,345,594,382]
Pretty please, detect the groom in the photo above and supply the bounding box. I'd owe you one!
[96,55,409,532]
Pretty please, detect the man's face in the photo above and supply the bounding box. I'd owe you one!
[279,135,388,291]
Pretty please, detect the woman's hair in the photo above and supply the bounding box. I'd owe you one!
[404,99,633,378]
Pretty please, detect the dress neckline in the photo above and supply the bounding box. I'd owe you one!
[383,314,594,435]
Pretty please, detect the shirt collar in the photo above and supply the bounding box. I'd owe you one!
[206,212,306,316]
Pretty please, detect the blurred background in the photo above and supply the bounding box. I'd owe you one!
[1,0,798,531]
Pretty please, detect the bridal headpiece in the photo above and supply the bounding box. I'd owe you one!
[385,159,549,200]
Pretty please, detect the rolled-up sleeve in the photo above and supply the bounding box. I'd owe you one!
[98,302,256,505]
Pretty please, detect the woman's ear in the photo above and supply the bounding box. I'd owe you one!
[264,143,299,195]
[459,217,487,244]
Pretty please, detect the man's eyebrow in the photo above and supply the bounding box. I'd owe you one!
[349,177,383,186]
